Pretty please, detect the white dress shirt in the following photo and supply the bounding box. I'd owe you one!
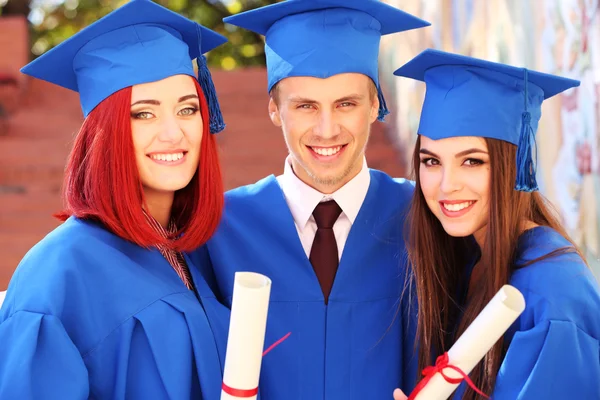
[276,156,371,260]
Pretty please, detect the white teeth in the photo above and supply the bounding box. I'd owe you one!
[443,201,474,212]
[150,152,184,162]
[312,146,342,156]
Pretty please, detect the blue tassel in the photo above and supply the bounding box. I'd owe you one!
[514,111,539,192]
[514,69,538,192]
[377,84,390,122]
[197,55,225,134]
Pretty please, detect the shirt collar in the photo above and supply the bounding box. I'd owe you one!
[278,156,370,230]
[142,209,178,239]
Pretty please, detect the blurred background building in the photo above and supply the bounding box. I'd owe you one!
[0,0,598,290]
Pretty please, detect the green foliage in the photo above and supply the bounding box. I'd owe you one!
[1,0,281,68]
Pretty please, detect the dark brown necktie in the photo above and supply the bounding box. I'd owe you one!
[309,200,343,304]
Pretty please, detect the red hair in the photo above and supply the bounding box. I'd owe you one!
[58,77,224,252]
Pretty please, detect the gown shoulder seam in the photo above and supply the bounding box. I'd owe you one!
[80,291,184,359]
[521,317,600,342]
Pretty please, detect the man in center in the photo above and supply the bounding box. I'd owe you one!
[193,1,431,398]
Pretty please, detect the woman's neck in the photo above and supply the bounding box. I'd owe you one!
[143,188,174,228]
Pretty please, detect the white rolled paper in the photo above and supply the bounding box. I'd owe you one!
[412,284,526,400]
[221,272,272,400]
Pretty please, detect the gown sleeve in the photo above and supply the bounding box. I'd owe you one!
[0,310,90,399]
[492,319,600,399]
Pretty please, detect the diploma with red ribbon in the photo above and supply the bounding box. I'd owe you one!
[221,272,272,400]
[408,285,526,400]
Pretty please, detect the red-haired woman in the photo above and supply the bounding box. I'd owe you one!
[0,1,230,399]
[393,50,600,399]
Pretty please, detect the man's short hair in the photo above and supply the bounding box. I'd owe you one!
[269,78,378,106]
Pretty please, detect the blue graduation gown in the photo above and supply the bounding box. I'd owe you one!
[0,217,229,399]
[453,226,600,399]
[193,170,417,400]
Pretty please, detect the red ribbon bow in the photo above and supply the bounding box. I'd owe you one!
[407,352,489,400]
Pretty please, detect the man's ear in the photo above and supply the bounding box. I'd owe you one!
[268,97,282,127]
[369,94,380,123]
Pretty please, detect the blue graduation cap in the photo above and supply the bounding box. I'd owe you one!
[20,0,227,133]
[393,49,580,192]
[223,0,430,122]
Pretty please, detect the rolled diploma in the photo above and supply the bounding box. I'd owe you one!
[221,272,272,400]
[413,284,526,400]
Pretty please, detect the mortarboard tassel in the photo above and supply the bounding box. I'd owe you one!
[377,84,390,122]
[514,69,539,192]
[197,55,225,134]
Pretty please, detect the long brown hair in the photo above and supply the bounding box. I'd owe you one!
[406,135,583,399]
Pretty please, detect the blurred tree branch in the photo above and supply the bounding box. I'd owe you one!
[0,0,281,69]
[1,0,30,16]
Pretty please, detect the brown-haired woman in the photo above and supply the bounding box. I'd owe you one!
[393,49,600,399]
